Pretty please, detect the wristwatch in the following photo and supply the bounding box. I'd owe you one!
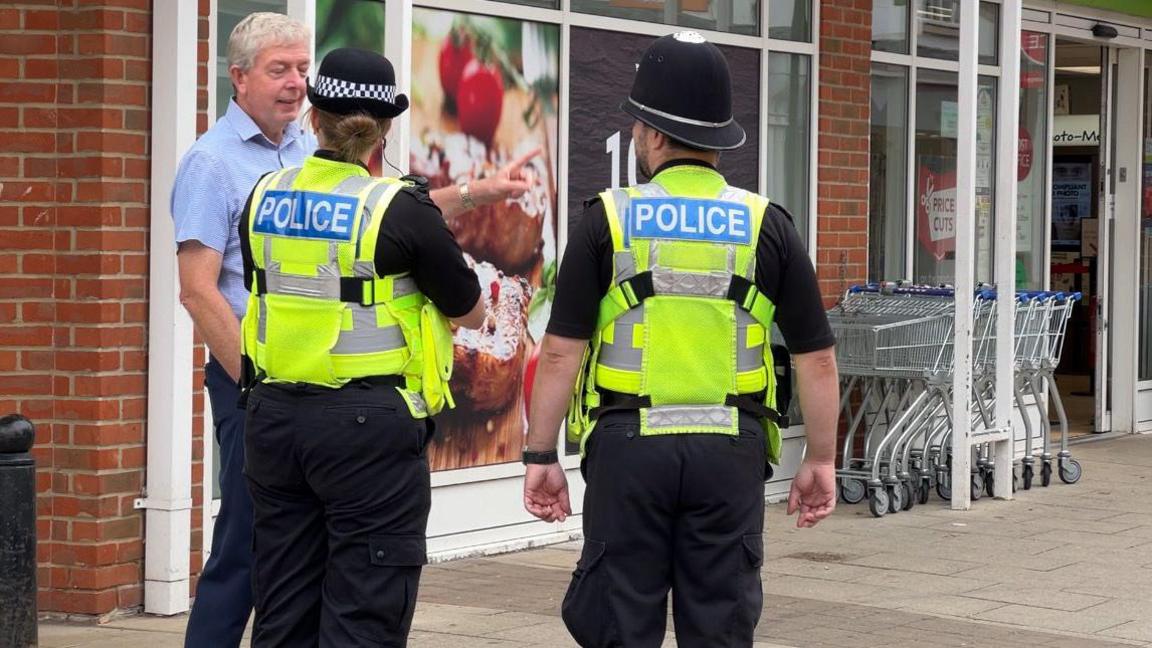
[522,448,559,465]
[459,182,476,210]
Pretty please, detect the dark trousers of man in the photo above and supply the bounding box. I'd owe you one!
[184,357,254,648]
[562,412,768,648]
[244,378,433,648]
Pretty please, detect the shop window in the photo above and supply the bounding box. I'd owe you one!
[571,0,761,37]
[767,0,810,42]
[868,63,909,281]
[915,0,959,61]
[316,0,387,61]
[765,52,811,244]
[912,71,997,286]
[873,0,909,55]
[1018,31,1049,290]
[215,0,290,120]
[978,2,999,66]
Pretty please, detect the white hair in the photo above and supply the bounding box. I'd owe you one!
[227,12,311,72]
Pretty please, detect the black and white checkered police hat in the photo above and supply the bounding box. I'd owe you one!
[307,47,409,119]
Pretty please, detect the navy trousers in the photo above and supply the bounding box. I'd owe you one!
[184,357,254,648]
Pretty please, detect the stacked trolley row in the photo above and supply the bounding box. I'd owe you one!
[827,283,1082,518]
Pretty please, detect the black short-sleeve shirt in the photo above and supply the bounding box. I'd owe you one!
[547,160,834,354]
[239,152,480,318]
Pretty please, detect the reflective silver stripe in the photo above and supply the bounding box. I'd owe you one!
[645,405,737,429]
[273,167,301,190]
[736,309,762,372]
[331,304,407,355]
[332,323,406,354]
[651,267,731,297]
[353,179,393,244]
[598,308,644,371]
[613,251,636,283]
[719,186,748,203]
[334,175,374,196]
[353,260,376,278]
[634,183,669,197]
[257,295,268,344]
[392,277,418,298]
[264,263,343,299]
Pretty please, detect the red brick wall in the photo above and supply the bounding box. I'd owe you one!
[0,0,210,616]
[816,0,872,306]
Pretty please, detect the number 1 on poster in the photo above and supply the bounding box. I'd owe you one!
[605,131,638,189]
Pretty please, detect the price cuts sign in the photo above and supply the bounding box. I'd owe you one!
[917,165,957,261]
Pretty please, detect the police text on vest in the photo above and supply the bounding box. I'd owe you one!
[253,190,358,241]
[629,197,752,245]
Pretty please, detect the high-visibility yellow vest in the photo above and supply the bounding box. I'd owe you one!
[240,156,455,417]
[567,164,783,462]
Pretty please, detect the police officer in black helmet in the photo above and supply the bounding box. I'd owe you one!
[522,32,840,647]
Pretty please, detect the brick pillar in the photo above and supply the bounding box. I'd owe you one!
[816,0,872,307]
[2,1,156,616]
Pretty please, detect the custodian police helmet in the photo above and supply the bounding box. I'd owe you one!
[621,31,745,151]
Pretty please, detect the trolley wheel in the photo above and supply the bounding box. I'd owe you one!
[971,473,984,501]
[936,473,951,501]
[1022,464,1033,490]
[1041,461,1052,487]
[887,483,904,514]
[902,481,915,511]
[918,478,931,505]
[840,478,866,504]
[868,488,889,518]
[1059,458,1082,484]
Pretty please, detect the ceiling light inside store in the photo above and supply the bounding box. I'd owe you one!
[1056,66,1101,74]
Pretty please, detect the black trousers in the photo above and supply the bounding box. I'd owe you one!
[562,413,768,648]
[244,379,433,648]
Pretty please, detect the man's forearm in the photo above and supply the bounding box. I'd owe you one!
[182,291,243,382]
[793,348,839,464]
[525,334,588,452]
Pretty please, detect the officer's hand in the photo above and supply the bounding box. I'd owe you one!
[470,148,541,206]
[523,462,571,523]
[787,460,836,528]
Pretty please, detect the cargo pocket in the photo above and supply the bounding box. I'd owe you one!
[356,534,427,644]
[561,539,618,648]
[735,533,765,636]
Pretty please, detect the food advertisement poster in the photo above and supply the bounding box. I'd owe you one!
[567,27,760,241]
[408,8,560,471]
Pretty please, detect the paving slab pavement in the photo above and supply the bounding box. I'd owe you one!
[40,435,1152,647]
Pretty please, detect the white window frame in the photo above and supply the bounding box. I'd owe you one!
[869,0,1006,282]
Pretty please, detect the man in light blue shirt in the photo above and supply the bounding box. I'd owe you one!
[173,12,538,648]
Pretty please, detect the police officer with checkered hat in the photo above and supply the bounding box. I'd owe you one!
[237,47,487,647]
[521,32,842,646]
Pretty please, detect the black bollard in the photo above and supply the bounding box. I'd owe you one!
[0,414,37,648]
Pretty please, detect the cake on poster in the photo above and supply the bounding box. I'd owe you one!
[407,8,560,472]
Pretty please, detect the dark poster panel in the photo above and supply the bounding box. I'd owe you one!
[567,27,761,239]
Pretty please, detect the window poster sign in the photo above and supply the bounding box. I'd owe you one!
[567,27,760,241]
[407,8,560,471]
[1052,162,1093,249]
[917,157,957,262]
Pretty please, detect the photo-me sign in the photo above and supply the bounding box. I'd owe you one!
[1053,114,1100,146]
